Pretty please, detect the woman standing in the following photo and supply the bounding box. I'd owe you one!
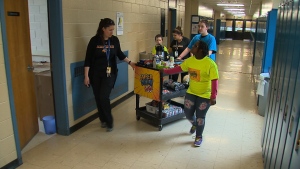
[177,20,217,61]
[168,26,190,82]
[84,18,135,132]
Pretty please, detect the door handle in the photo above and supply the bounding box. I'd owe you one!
[27,65,34,71]
[289,115,294,134]
[295,130,300,151]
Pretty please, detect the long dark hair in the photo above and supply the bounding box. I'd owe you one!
[96,18,115,42]
[196,40,209,56]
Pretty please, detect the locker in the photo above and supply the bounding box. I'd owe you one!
[274,0,300,168]
[281,0,300,168]
[267,0,295,169]
[262,6,284,159]
[263,4,287,167]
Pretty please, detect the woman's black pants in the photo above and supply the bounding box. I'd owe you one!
[91,75,116,128]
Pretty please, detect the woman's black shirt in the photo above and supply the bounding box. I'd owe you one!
[84,35,126,79]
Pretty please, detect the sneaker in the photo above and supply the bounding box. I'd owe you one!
[101,122,107,128]
[194,136,202,147]
[106,127,113,132]
[189,125,196,134]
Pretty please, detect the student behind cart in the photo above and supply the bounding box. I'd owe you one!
[168,26,190,82]
[151,34,169,61]
[163,40,219,147]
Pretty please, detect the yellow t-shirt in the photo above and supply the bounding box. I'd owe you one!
[151,46,169,55]
[180,56,219,99]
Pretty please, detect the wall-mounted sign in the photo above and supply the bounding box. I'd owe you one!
[116,12,124,35]
[169,0,177,9]
[7,11,20,16]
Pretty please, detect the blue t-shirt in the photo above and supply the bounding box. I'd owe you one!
[188,34,217,61]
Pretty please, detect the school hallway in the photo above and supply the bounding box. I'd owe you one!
[17,40,264,169]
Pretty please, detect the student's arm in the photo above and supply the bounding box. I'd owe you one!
[210,79,218,105]
[177,48,191,60]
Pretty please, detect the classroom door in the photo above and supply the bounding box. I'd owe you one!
[4,0,38,149]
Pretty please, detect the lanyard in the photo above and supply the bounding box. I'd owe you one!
[105,39,110,66]
[175,41,178,51]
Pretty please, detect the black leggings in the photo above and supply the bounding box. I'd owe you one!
[91,75,116,128]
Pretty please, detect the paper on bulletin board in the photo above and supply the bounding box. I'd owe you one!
[192,16,199,22]
[117,12,123,35]
[134,66,161,101]
[191,24,199,34]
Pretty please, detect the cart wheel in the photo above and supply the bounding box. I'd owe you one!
[136,116,140,121]
[158,125,163,131]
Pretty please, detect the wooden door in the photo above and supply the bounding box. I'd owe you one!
[4,0,38,149]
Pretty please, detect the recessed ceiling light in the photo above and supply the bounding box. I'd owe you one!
[224,8,245,10]
[217,4,244,6]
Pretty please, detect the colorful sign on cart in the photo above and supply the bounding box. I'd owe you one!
[134,66,160,101]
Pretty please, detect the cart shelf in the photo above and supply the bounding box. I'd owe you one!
[134,65,186,131]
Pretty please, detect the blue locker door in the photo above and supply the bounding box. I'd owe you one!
[263,5,288,168]
[275,0,300,168]
[262,8,281,154]
[270,1,297,168]
[281,0,300,168]
[265,3,291,168]
[290,113,300,169]
[262,6,285,159]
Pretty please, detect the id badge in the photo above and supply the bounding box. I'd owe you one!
[174,51,178,58]
[106,67,111,74]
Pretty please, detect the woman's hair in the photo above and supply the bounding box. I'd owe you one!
[96,18,115,41]
[199,20,209,28]
[196,40,209,56]
[172,26,183,35]
[155,34,163,41]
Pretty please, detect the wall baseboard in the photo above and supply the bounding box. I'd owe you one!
[69,91,134,134]
[1,159,19,169]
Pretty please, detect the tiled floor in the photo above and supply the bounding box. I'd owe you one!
[18,40,264,169]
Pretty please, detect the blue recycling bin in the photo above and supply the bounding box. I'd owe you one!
[42,115,56,134]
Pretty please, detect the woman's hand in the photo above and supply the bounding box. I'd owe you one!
[129,61,136,70]
[84,76,90,88]
[210,98,216,105]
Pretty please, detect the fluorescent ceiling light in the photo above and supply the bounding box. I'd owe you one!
[217,4,244,6]
[230,11,245,14]
[224,8,245,10]
[234,14,245,16]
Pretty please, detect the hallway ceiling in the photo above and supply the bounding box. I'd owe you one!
[198,0,261,17]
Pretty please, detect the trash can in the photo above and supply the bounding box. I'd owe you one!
[257,73,270,116]
[42,115,56,135]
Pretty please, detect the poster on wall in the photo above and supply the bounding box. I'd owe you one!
[169,0,177,8]
[191,24,199,34]
[116,12,124,35]
[192,16,199,22]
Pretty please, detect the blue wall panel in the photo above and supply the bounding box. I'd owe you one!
[70,51,129,120]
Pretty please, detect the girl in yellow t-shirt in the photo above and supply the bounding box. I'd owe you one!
[163,40,219,147]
